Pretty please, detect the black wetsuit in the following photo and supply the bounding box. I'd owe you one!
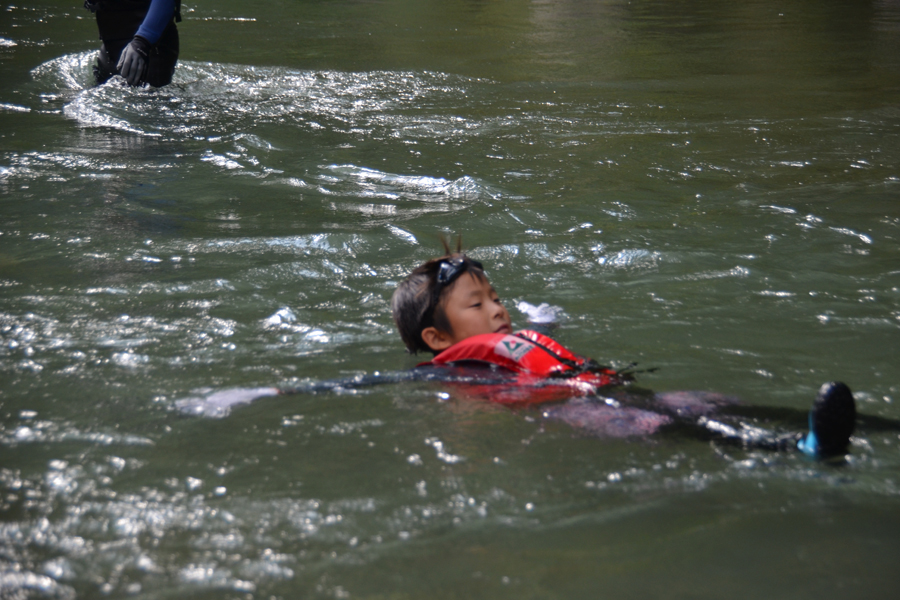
[85,0,181,87]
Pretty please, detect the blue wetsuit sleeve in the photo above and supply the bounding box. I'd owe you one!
[135,0,176,45]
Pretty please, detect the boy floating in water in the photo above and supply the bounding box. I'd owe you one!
[390,247,856,458]
[179,245,858,459]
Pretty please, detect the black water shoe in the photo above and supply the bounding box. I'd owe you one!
[797,382,856,458]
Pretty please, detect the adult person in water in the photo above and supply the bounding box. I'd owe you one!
[84,0,182,87]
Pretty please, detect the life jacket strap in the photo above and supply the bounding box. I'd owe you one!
[513,332,620,380]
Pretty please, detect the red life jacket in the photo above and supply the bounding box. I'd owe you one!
[419,330,628,405]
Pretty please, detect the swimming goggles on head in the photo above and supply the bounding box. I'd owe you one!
[435,255,483,293]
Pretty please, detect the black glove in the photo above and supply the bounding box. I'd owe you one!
[116,35,151,87]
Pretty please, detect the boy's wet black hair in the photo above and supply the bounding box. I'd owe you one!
[391,239,486,354]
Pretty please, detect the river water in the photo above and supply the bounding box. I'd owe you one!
[2,1,899,598]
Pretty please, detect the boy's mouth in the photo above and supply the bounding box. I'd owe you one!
[495,324,512,334]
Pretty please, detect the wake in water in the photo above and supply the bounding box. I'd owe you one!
[17,53,506,212]
[29,52,486,140]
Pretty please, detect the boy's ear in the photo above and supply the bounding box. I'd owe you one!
[420,327,454,352]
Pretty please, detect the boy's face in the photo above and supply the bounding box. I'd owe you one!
[421,272,512,352]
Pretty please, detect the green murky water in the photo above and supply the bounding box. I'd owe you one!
[2,1,899,598]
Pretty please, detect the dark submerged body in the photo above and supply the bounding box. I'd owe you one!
[178,364,892,456]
